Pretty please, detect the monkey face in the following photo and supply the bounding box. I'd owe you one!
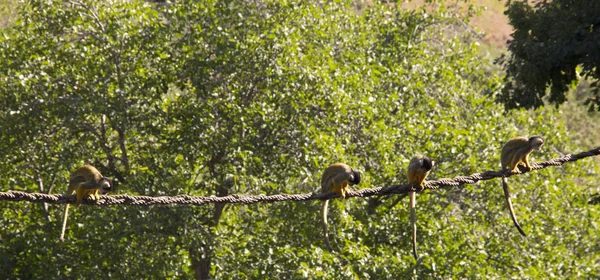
[529,136,544,151]
[351,170,361,185]
[99,177,113,193]
[422,157,434,172]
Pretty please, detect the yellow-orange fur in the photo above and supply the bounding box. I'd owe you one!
[499,136,544,237]
[408,154,434,260]
[68,165,111,205]
[60,165,112,241]
[320,163,361,251]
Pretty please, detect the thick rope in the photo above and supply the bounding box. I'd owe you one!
[1,146,598,206]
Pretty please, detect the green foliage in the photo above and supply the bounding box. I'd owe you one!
[498,0,600,110]
[0,0,18,29]
[0,0,598,279]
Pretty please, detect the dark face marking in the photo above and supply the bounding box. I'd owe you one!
[351,170,361,185]
[422,157,433,172]
[101,177,113,191]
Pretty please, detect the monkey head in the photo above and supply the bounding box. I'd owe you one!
[350,170,361,185]
[99,177,113,194]
[529,136,544,151]
[421,156,434,172]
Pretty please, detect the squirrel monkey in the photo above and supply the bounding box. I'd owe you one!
[60,165,113,241]
[320,163,361,251]
[500,136,544,237]
[407,154,434,260]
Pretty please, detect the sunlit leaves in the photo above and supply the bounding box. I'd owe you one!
[0,0,598,279]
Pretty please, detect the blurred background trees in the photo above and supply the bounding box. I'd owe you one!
[498,0,600,110]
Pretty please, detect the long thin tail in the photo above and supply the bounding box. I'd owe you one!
[322,200,333,252]
[502,177,527,237]
[60,204,70,242]
[410,191,418,260]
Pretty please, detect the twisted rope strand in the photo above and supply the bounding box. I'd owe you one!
[1,146,598,206]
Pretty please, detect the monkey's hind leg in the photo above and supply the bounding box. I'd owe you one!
[332,183,345,199]
[76,185,96,205]
[340,181,349,199]
[75,185,86,205]
[508,154,521,173]
[523,153,532,171]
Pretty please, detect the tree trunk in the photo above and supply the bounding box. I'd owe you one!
[190,179,229,280]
